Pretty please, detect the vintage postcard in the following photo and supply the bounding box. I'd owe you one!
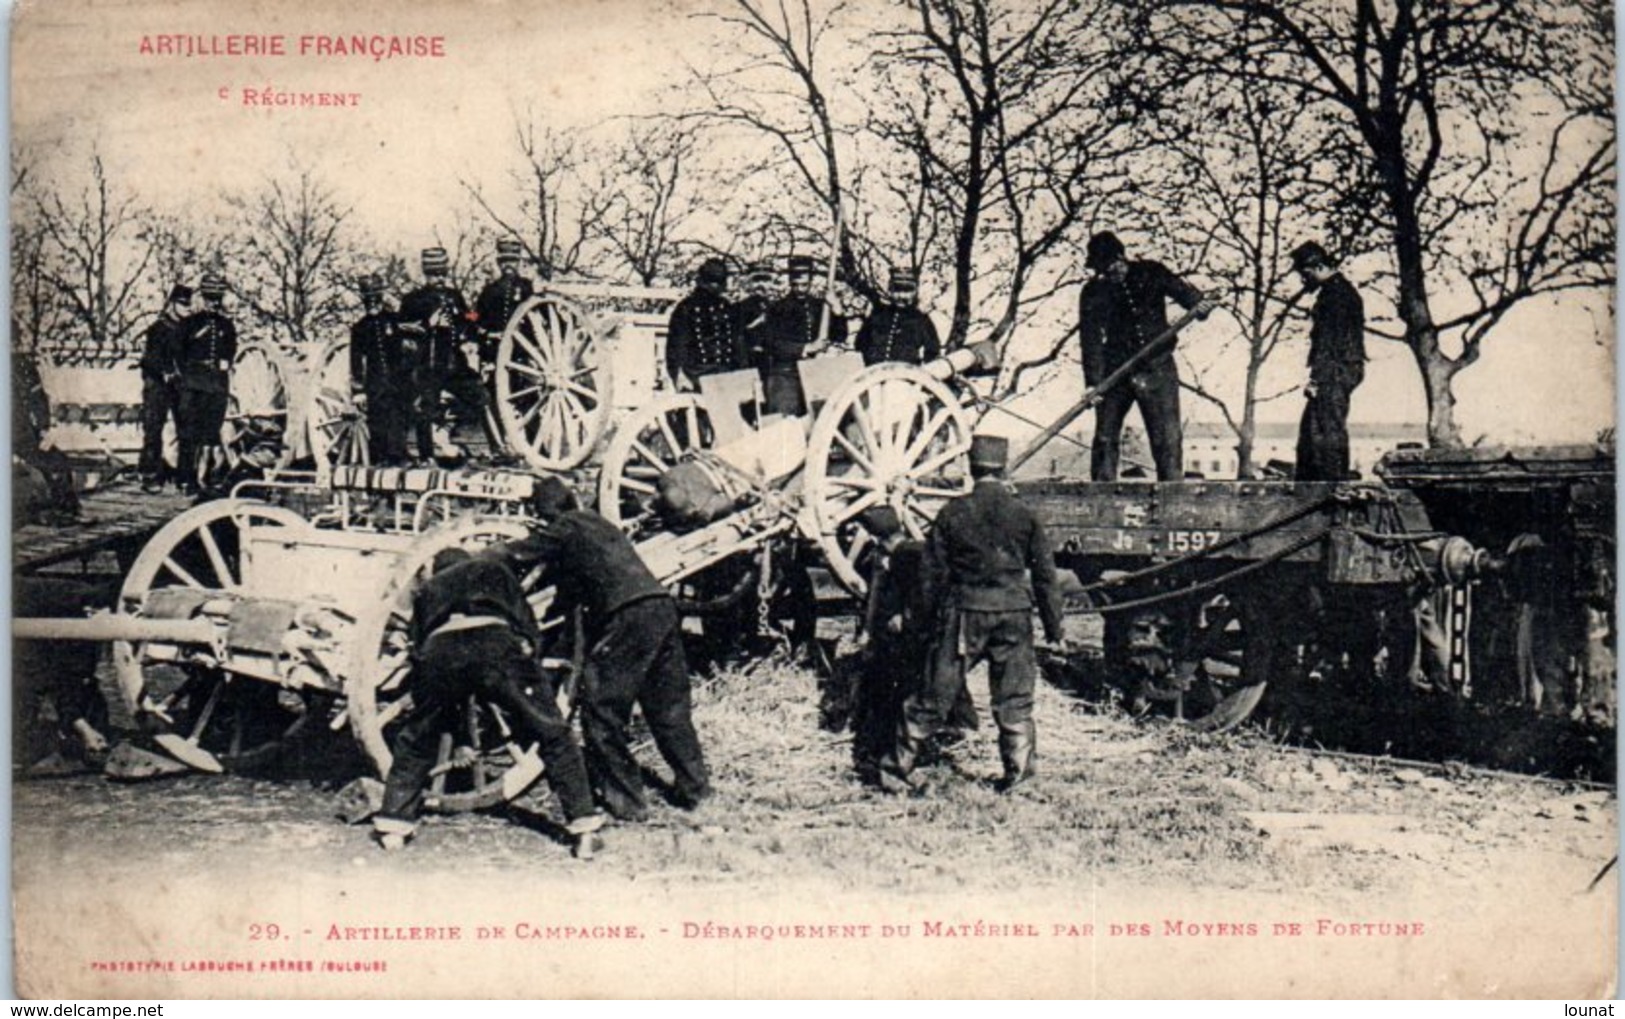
[9,0,1617,999]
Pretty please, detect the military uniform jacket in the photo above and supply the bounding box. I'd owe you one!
[1079,259,1204,384]
[409,555,540,651]
[923,479,1063,639]
[735,294,770,367]
[140,315,183,381]
[175,310,238,393]
[398,283,471,377]
[497,510,668,626]
[760,295,847,377]
[666,288,747,380]
[1307,274,1366,391]
[856,304,941,366]
[474,274,534,364]
[350,311,412,395]
[865,538,931,643]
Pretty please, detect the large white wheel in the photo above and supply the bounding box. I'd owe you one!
[804,363,975,593]
[303,339,371,479]
[346,516,568,812]
[221,340,292,470]
[496,295,613,471]
[111,498,312,768]
[596,394,714,537]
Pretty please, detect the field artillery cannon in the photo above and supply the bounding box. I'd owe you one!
[302,284,679,477]
[14,466,570,811]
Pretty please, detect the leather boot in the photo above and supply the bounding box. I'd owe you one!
[995,723,1037,793]
[876,715,930,793]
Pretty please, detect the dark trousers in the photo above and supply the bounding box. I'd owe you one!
[379,626,596,827]
[176,384,228,488]
[139,376,178,478]
[853,636,921,769]
[415,370,498,459]
[1295,383,1354,481]
[1090,368,1183,481]
[580,597,710,818]
[365,387,411,466]
[762,371,805,416]
[886,608,1036,781]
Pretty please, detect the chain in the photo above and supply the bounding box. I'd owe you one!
[754,540,789,648]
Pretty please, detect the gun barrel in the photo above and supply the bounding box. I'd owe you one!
[13,614,220,645]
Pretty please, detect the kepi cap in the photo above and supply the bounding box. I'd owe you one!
[421,247,450,275]
[359,274,386,299]
[856,505,903,538]
[1085,231,1125,272]
[496,238,523,264]
[1289,241,1333,271]
[787,254,818,278]
[199,272,227,298]
[888,268,918,295]
[697,257,729,284]
[528,475,579,518]
[968,433,1009,471]
[167,284,194,305]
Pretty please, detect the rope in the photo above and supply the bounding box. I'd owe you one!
[1067,529,1330,616]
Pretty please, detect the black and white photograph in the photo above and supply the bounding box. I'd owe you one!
[7,0,1617,998]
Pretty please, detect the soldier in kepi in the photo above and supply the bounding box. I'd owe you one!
[759,254,847,415]
[474,237,534,378]
[1078,231,1215,481]
[490,477,712,824]
[855,267,940,367]
[735,260,776,370]
[398,246,499,462]
[138,284,193,492]
[349,275,412,467]
[665,257,748,390]
[878,434,1063,794]
[1289,241,1367,482]
[372,546,605,856]
[175,272,237,495]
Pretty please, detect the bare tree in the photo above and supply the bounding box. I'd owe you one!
[462,116,615,281]
[1147,61,1377,476]
[1141,0,1616,447]
[593,122,703,286]
[22,153,161,359]
[221,166,364,347]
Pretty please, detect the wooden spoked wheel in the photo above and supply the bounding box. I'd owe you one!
[111,498,314,769]
[221,340,292,470]
[303,340,370,479]
[803,363,974,593]
[596,394,715,538]
[496,295,614,471]
[346,516,569,813]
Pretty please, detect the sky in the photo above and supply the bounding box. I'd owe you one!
[7,0,1618,446]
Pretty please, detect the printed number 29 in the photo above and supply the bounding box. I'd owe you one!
[250,923,282,941]
[1167,530,1221,553]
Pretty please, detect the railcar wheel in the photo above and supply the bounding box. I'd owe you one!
[111,499,311,767]
[804,363,974,593]
[496,295,613,471]
[303,339,371,479]
[221,340,292,470]
[347,516,570,813]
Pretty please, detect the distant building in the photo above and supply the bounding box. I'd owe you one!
[1013,420,1426,481]
[1183,421,1426,479]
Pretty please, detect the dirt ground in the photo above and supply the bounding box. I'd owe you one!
[11,651,1619,998]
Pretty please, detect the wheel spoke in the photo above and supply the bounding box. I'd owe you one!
[831,430,876,475]
[160,556,206,590]
[620,476,658,495]
[196,522,235,588]
[832,489,884,526]
[913,440,971,480]
[900,408,952,468]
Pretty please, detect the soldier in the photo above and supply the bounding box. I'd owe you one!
[491,478,711,823]
[878,435,1062,793]
[138,285,193,491]
[665,257,747,389]
[735,260,776,369]
[398,246,495,462]
[175,272,237,494]
[1290,241,1366,482]
[851,506,931,782]
[855,268,941,367]
[372,547,605,855]
[759,254,847,415]
[473,238,534,373]
[1078,231,1215,482]
[349,275,412,466]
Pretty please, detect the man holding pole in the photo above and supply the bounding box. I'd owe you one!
[1078,231,1215,481]
[759,255,847,415]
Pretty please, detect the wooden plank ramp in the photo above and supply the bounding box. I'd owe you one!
[13,482,194,575]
